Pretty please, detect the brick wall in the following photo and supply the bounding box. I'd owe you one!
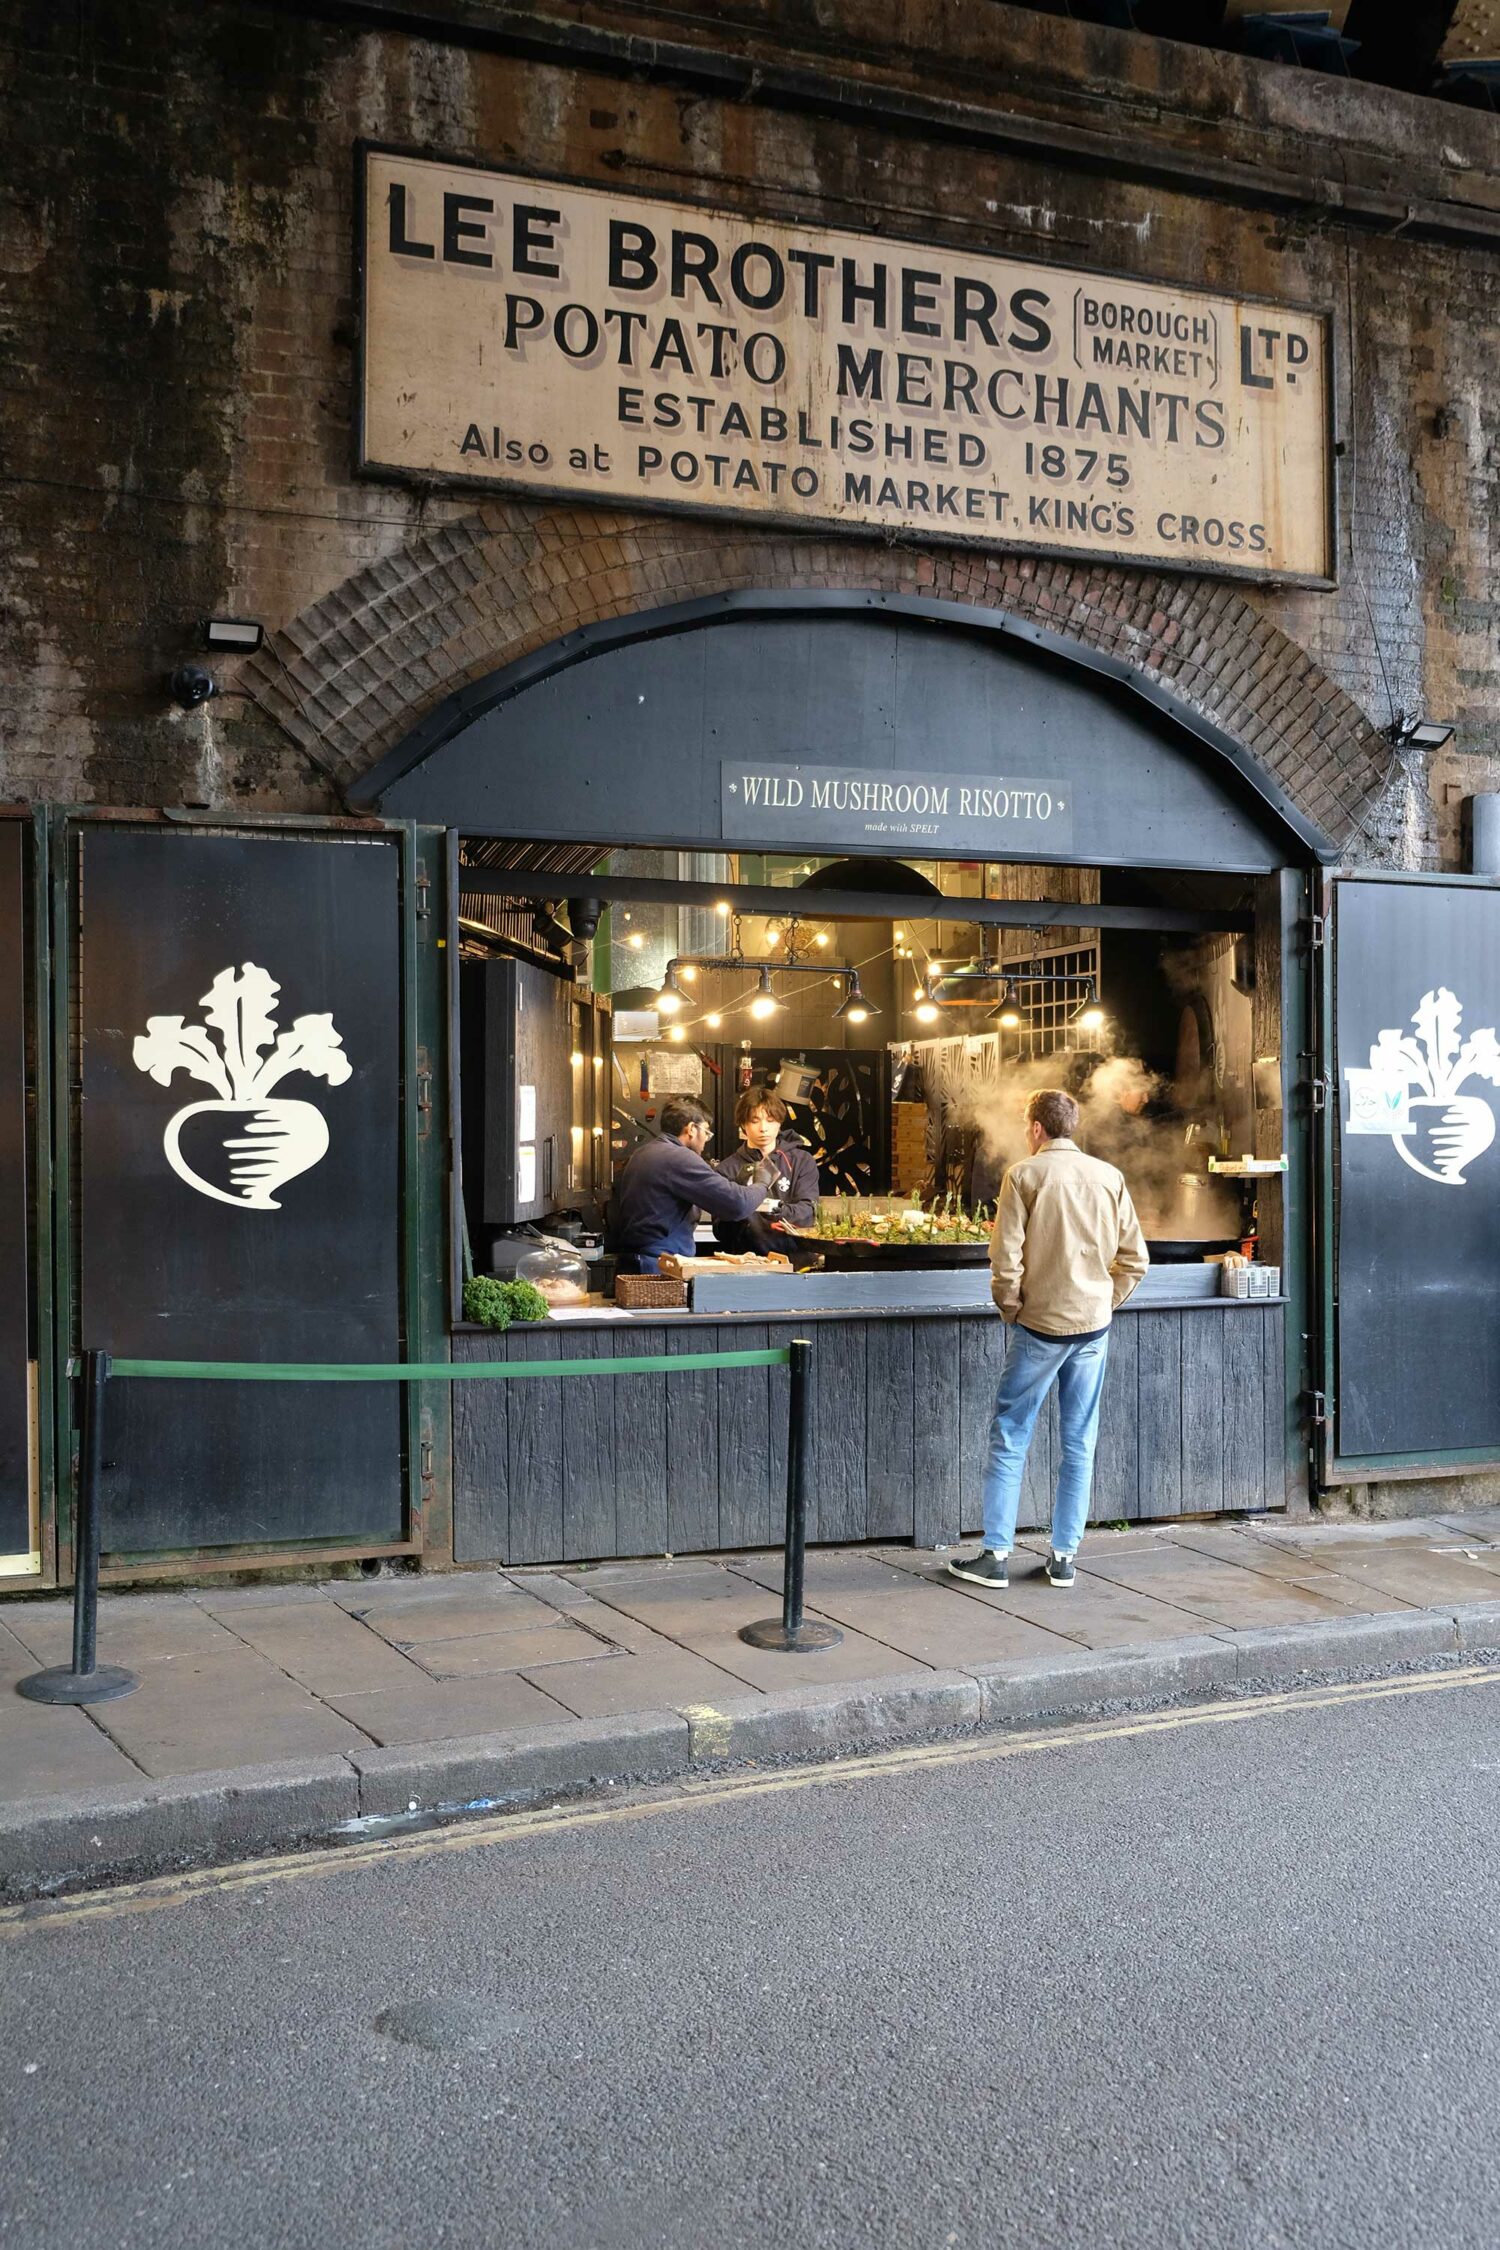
[1,1,1496,862]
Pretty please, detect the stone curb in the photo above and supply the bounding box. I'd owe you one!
[0,1755,358,1898]
[971,1634,1237,1723]
[1227,1608,1457,1679]
[0,1608,1492,1898]
[349,1708,691,1820]
[677,1669,981,1762]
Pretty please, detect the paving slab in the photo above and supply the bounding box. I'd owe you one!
[904,1551,1226,1650]
[664,1622,934,1694]
[353,1585,564,1646]
[1074,1547,1371,1632]
[527,1646,758,1720]
[554,1603,684,1657]
[1434,1515,1500,1545]
[1162,1529,1422,1611]
[1252,1518,1460,1550]
[728,1552,1076,1668]
[406,1619,622,1680]
[213,1602,434,1698]
[1288,1546,1500,1609]
[82,1656,371,1779]
[571,1571,864,1660]
[0,1621,146,1800]
[324,1669,573,1746]
[3,1597,241,1670]
[193,1583,340,1610]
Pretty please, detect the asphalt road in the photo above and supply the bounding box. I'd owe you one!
[4,1670,1500,2250]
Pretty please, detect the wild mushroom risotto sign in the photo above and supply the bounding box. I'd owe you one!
[720,763,1074,852]
[360,149,1334,584]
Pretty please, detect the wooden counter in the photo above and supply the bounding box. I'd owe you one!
[452,1298,1289,1565]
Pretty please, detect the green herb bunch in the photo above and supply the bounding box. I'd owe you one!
[463,1276,551,1330]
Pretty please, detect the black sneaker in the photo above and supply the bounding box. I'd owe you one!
[1045,1551,1077,1589]
[947,1550,1009,1588]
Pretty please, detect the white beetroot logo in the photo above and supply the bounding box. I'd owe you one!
[132,963,351,1210]
[1346,988,1500,1187]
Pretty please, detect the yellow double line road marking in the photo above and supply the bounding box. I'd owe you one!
[5,1662,1495,1940]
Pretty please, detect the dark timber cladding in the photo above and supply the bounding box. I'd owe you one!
[452,1308,1287,1563]
[77,828,406,1552]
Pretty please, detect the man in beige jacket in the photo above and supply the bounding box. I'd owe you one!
[949,1088,1148,1591]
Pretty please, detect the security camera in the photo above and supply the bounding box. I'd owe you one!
[566,896,604,944]
[169,663,219,709]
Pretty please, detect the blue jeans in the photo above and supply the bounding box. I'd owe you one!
[980,1324,1111,1557]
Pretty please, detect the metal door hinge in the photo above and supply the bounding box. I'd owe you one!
[1308,911,1327,951]
[1305,1389,1329,1428]
[416,1068,432,1116]
[1301,1072,1331,1113]
[415,869,431,921]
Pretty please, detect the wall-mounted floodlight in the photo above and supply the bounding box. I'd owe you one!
[202,617,265,653]
[1389,716,1454,752]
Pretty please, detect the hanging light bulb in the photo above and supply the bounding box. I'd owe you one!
[655,961,684,1014]
[704,1012,723,1030]
[996,982,1022,1031]
[765,922,782,948]
[715,900,731,917]
[679,963,698,982]
[666,1022,687,1043]
[914,981,940,1025]
[1073,981,1106,1033]
[834,973,879,1025]
[749,967,780,1019]
[627,931,644,951]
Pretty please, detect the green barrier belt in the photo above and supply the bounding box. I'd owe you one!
[106,1350,791,1382]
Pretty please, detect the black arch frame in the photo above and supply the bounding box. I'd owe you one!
[350,587,1337,866]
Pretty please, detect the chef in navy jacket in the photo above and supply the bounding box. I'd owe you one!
[606,1095,769,1273]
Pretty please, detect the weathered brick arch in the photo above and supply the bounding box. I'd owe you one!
[245,498,1395,849]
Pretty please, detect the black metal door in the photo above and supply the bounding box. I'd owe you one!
[76,826,407,1552]
[1328,874,1500,1469]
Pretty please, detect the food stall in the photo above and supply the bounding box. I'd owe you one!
[429,596,1306,1569]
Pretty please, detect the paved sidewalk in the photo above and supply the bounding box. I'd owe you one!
[5,1515,1500,1895]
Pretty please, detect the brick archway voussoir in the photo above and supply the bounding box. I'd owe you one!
[246,500,1395,849]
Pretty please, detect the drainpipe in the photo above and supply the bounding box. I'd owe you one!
[1468,796,1500,876]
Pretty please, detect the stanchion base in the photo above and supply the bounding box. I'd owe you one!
[737,1618,843,1652]
[16,1665,139,1706]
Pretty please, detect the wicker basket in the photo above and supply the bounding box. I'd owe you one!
[612,1272,688,1309]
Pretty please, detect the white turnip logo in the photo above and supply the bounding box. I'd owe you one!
[132,964,351,1210]
[1345,988,1500,1187]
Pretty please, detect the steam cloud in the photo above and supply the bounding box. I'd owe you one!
[952,1044,1242,1238]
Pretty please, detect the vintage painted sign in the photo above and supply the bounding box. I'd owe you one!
[360,149,1335,584]
[720,762,1075,852]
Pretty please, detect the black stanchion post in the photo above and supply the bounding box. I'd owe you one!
[17,1350,138,1706]
[740,1338,841,1654]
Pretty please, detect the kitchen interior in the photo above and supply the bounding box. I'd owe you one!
[455,843,1288,1321]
